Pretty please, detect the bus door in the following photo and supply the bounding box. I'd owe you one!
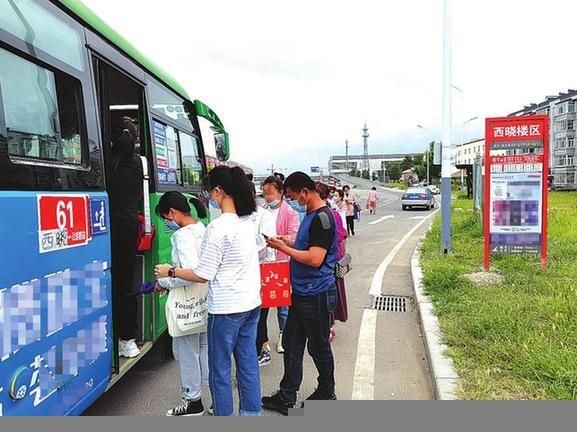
[91,57,154,375]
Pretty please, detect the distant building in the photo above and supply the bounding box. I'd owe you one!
[454,138,507,166]
[328,153,420,176]
[509,89,577,190]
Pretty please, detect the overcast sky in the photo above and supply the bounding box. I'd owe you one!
[83,0,577,175]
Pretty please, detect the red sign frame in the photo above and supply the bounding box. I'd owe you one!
[484,115,549,270]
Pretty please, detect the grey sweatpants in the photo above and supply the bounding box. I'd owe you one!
[172,332,209,401]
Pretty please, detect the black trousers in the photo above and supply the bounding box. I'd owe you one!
[256,308,269,355]
[111,218,139,341]
[279,288,337,403]
[346,216,355,235]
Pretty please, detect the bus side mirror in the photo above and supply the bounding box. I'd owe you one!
[214,131,229,162]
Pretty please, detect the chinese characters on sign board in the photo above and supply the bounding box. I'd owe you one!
[484,116,548,269]
[38,195,109,253]
[37,195,91,253]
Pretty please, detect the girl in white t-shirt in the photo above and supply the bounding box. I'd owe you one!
[155,166,262,417]
[155,192,209,416]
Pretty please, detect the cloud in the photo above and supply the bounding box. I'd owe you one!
[82,0,577,174]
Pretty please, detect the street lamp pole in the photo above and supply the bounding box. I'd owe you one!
[345,139,349,176]
[441,0,453,253]
[417,124,429,184]
[460,116,479,193]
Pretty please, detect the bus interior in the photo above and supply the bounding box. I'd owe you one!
[93,58,153,375]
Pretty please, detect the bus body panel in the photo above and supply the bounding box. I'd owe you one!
[0,191,112,416]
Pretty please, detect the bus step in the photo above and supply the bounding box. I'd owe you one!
[107,341,154,390]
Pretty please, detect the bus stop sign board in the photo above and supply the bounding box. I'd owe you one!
[484,115,549,270]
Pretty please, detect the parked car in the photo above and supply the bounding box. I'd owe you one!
[402,187,435,210]
[428,185,440,195]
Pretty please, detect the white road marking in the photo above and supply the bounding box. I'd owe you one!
[409,216,426,220]
[369,208,440,297]
[368,215,394,225]
[351,207,440,400]
[351,309,378,400]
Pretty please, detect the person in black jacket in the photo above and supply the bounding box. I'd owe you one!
[109,117,143,358]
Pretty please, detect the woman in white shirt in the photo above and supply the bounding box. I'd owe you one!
[155,192,208,417]
[155,166,262,417]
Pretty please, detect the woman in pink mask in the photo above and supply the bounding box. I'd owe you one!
[255,176,300,366]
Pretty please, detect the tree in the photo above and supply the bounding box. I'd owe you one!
[350,168,360,177]
[414,164,427,181]
[428,141,441,182]
[401,155,414,172]
[414,154,424,166]
[362,169,370,180]
[387,162,402,182]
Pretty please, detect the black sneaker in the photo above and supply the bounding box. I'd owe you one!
[258,350,271,367]
[166,399,204,416]
[306,388,337,401]
[262,391,296,416]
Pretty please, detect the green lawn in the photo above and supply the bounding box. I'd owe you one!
[420,192,577,399]
[388,182,407,190]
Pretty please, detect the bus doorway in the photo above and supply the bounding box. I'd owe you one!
[92,58,152,375]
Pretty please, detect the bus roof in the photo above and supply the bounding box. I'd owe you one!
[56,0,191,101]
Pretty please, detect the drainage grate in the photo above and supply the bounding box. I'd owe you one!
[371,295,409,312]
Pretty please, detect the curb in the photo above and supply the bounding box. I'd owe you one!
[411,242,459,400]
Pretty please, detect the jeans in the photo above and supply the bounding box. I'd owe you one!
[280,288,337,403]
[256,306,289,353]
[173,332,209,401]
[208,307,261,416]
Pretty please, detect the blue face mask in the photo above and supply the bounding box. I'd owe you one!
[286,199,305,213]
[204,187,221,210]
[166,220,180,231]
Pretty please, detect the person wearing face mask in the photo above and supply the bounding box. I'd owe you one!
[155,192,209,416]
[334,189,348,228]
[155,166,262,417]
[255,176,300,366]
[262,172,338,415]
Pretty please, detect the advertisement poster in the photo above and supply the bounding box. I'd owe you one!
[489,171,542,253]
[484,116,548,268]
[154,120,177,184]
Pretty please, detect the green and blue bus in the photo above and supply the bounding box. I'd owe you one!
[0,0,231,415]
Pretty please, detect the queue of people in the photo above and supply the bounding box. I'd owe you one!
[151,167,351,416]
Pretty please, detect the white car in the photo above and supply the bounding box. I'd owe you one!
[402,187,436,210]
[428,185,440,195]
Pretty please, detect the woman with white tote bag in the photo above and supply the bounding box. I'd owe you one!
[155,192,209,417]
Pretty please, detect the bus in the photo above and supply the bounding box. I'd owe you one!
[0,0,231,415]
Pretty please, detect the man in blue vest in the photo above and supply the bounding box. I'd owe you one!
[262,171,338,415]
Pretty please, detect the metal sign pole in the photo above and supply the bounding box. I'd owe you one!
[441,0,453,253]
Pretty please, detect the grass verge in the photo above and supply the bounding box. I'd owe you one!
[420,192,577,399]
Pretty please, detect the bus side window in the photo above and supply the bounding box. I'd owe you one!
[0,47,86,167]
[179,132,203,187]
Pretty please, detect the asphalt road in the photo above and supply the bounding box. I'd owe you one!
[85,186,436,416]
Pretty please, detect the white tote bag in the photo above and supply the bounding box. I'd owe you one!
[165,283,208,337]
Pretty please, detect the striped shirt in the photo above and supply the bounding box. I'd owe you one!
[194,213,262,315]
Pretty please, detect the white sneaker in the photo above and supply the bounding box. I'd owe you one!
[277,333,285,353]
[119,339,140,358]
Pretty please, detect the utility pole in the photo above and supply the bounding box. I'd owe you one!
[441,0,453,253]
[427,145,430,185]
[270,163,274,175]
[362,123,370,177]
[345,139,349,176]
